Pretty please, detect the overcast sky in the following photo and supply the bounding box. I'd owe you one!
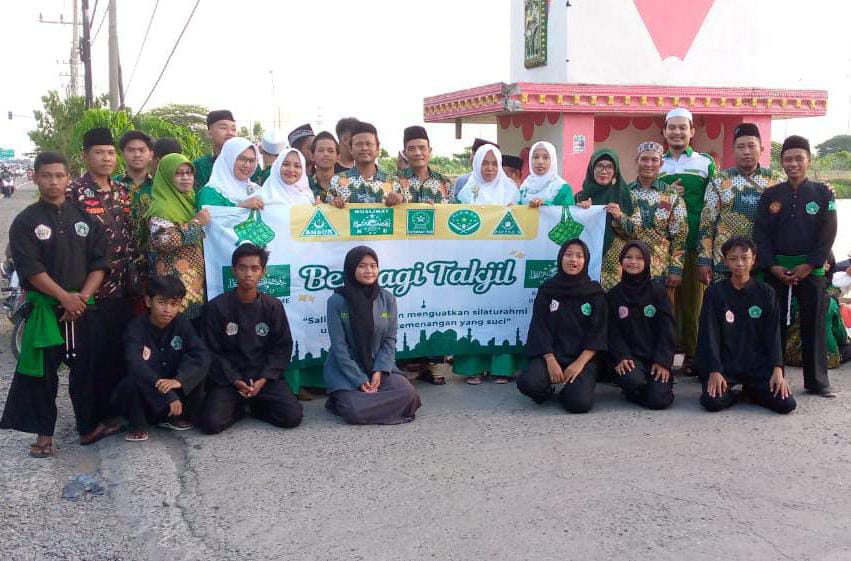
[1,0,849,157]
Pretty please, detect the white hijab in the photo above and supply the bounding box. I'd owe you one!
[457,145,519,205]
[258,148,314,205]
[207,137,261,204]
[519,141,567,203]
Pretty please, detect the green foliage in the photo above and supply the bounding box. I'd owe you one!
[28,91,108,162]
[830,179,851,199]
[816,135,851,157]
[146,103,210,151]
[770,141,782,171]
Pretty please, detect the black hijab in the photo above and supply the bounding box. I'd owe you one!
[335,246,381,373]
[617,241,654,305]
[538,238,603,302]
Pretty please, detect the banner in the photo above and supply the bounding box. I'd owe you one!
[204,204,606,369]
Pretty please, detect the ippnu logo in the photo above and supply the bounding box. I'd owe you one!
[447,209,481,236]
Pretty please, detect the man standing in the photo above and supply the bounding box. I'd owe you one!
[309,131,340,201]
[659,108,716,372]
[335,117,359,172]
[0,152,111,454]
[193,110,237,190]
[288,123,315,175]
[502,154,524,186]
[754,135,838,398]
[117,130,155,252]
[257,128,286,185]
[327,121,395,206]
[391,126,451,204]
[67,127,136,432]
[697,123,781,282]
[453,138,498,199]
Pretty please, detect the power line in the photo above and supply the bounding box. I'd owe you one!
[91,1,108,44]
[124,0,160,96]
[89,0,99,31]
[137,0,201,113]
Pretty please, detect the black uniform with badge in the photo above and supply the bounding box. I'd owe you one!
[199,291,302,433]
[696,278,796,413]
[112,314,210,430]
[0,200,109,436]
[754,178,837,393]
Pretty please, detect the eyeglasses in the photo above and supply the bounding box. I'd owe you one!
[594,163,615,172]
[175,169,195,177]
[236,156,257,166]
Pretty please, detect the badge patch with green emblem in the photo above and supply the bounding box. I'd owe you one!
[805,201,819,215]
[170,336,183,350]
[748,305,762,319]
[74,222,90,237]
[580,302,592,316]
[643,304,656,318]
[828,199,836,211]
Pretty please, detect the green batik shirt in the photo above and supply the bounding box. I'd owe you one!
[614,179,688,278]
[116,174,154,253]
[309,174,331,202]
[390,167,452,203]
[698,166,782,275]
[326,166,390,203]
[659,146,716,252]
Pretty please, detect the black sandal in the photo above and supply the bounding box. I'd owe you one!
[417,366,446,385]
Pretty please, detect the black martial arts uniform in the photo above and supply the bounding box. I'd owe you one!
[754,179,837,393]
[607,279,676,410]
[696,279,796,414]
[517,240,608,413]
[199,291,302,434]
[113,314,210,430]
[0,200,109,436]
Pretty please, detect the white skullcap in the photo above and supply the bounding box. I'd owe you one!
[260,129,287,155]
[665,107,693,122]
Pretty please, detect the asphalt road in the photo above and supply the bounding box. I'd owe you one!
[1,180,850,561]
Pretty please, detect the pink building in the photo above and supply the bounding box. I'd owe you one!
[424,1,828,188]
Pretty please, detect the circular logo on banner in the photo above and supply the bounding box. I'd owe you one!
[170,336,183,350]
[580,302,592,316]
[255,322,270,337]
[34,224,52,240]
[618,306,629,319]
[725,310,735,323]
[805,201,820,215]
[748,305,762,319]
[74,222,90,237]
[643,304,657,318]
[225,322,238,336]
[447,210,481,236]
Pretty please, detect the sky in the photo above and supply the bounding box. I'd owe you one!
[0,0,849,158]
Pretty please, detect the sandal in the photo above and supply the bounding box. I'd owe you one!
[493,376,513,384]
[465,375,483,385]
[417,366,446,385]
[79,423,121,446]
[296,388,314,401]
[29,440,55,458]
[125,431,149,442]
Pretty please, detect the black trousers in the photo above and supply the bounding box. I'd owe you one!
[0,313,99,436]
[199,378,303,434]
[112,376,205,431]
[517,356,597,413]
[699,371,796,414]
[611,359,674,410]
[767,275,830,392]
[89,297,132,421]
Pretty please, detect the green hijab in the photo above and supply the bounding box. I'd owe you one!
[146,153,196,224]
[578,148,633,251]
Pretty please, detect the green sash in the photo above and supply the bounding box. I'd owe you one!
[774,254,825,277]
[17,292,94,378]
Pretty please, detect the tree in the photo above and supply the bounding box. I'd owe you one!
[146,103,210,152]
[28,91,108,159]
[816,135,851,157]
[770,141,782,171]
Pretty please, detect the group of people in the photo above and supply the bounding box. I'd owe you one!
[0,106,840,458]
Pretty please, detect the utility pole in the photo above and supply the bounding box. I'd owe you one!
[108,0,120,110]
[70,0,80,97]
[81,0,94,107]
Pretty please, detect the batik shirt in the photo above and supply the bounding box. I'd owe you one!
[613,179,688,278]
[326,166,390,203]
[67,173,135,300]
[117,173,153,253]
[698,166,782,276]
[390,167,451,203]
[659,146,715,252]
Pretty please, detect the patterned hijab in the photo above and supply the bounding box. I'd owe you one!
[146,153,196,224]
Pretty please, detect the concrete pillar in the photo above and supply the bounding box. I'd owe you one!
[560,113,595,190]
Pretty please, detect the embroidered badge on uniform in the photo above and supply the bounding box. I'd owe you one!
[74,221,90,237]
[725,310,735,323]
[550,299,560,312]
[142,346,151,361]
[226,322,238,336]
[769,201,782,214]
[255,322,269,337]
[643,304,657,318]
[34,224,52,240]
[581,303,592,316]
[748,306,762,319]
[805,201,820,215]
[618,306,629,319]
[828,200,837,211]
[170,336,183,350]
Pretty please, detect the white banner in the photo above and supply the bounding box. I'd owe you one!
[204,204,606,368]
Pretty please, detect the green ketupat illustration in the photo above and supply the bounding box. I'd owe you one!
[548,207,584,245]
[234,210,276,247]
